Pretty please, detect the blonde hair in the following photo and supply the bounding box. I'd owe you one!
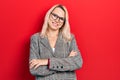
[40,4,72,42]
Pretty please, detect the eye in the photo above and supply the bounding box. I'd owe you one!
[60,18,64,21]
[51,13,57,19]
[59,17,65,22]
[53,14,57,17]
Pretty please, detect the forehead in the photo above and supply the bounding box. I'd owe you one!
[52,7,65,17]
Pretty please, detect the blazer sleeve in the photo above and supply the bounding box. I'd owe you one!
[29,34,56,76]
[48,34,83,71]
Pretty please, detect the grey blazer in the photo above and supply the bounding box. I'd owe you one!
[29,32,83,80]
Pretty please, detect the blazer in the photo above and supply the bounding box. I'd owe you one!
[29,32,83,80]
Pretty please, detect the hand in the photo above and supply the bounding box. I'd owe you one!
[29,59,48,69]
[68,50,77,57]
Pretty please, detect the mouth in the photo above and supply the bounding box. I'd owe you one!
[52,22,59,27]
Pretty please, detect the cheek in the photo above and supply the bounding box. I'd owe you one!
[48,20,52,26]
[59,23,64,27]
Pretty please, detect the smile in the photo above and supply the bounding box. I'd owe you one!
[52,22,59,27]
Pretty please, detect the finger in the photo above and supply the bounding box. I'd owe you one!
[72,51,77,54]
[70,52,77,56]
[72,50,76,52]
[69,54,74,57]
[30,61,37,69]
[34,64,40,70]
[71,52,75,55]
[73,52,77,54]
[30,62,35,69]
[29,59,35,64]
[29,60,33,64]
[30,64,33,69]
[73,53,78,56]
[30,64,34,69]
[74,53,77,56]
[70,50,74,54]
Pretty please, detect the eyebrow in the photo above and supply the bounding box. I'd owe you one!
[51,12,65,18]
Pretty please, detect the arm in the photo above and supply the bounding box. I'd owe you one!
[29,34,56,76]
[48,35,83,71]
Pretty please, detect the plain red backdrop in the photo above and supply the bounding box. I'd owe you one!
[0,0,120,80]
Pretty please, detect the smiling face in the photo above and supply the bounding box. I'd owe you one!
[48,7,65,31]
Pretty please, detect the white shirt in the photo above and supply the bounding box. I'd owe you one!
[52,48,55,53]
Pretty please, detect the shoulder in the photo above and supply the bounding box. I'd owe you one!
[30,32,41,40]
[70,33,75,40]
[67,33,76,45]
[70,33,78,44]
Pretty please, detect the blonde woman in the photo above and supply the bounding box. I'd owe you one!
[29,4,83,80]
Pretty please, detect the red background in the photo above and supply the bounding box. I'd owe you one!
[0,0,120,80]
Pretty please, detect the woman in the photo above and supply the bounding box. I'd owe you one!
[29,4,83,80]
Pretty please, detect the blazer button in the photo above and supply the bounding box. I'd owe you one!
[61,66,63,68]
[56,66,59,68]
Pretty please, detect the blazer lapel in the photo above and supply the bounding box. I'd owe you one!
[39,32,64,56]
[39,36,53,54]
[54,33,64,56]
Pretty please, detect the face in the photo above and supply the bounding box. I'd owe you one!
[48,7,65,31]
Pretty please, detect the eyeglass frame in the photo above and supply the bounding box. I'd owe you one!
[50,12,65,23]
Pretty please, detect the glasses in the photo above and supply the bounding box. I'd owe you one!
[50,13,65,23]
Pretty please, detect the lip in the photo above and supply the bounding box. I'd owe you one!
[52,22,58,27]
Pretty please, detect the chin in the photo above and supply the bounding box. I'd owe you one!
[51,26,60,31]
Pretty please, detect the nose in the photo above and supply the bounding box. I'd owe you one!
[55,18,60,22]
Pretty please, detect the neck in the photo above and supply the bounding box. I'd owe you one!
[47,28,59,37]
